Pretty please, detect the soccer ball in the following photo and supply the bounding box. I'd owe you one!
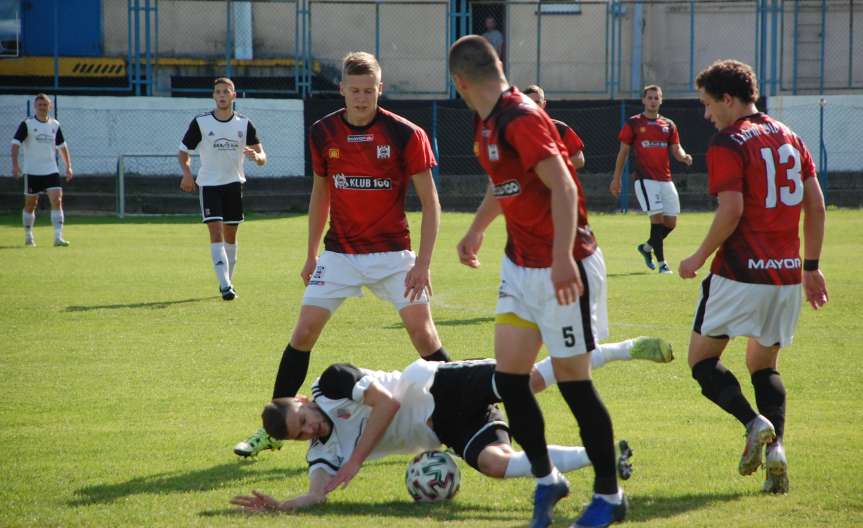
[404,450,461,502]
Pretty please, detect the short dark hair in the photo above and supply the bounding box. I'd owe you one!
[522,84,545,99]
[262,399,291,440]
[34,93,51,103]
[642,84,662,97]
[695,59,759,104]
[214,77,235,91]
[449,35,501,81]
[342,51,381,79]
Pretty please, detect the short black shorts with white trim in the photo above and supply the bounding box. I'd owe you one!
[199,181,244,224]
[430,360,511,470]
[25,173,62,195]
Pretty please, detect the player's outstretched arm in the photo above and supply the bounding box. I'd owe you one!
[609,142,630,197]
[231,469,331,513]
[323,381,400,494]
[457,182,501,269]
[405,169,440,301]
[301,173,331,285]
[802,176,828,309]
[679,190,743,278]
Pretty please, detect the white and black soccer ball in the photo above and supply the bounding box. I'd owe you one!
[405,450,461,502]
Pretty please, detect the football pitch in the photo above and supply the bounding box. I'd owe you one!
[1,209,861,527]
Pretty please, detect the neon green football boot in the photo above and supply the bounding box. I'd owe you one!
[234,427,283,458]
[629,336,674,363]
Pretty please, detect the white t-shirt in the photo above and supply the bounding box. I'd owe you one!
[179,111,260,186]
[11,117,66,176]
[306,360,441,475]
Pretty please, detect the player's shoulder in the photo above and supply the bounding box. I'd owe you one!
[550,118,572,130]
[377,107,425,133]
[311,108,346,130]
[657,114,676,127]
[626,113,644,124]
[234,111,251,121]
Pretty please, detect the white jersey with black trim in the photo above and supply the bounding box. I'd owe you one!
[306,360,441,476]
[178,111,260,186]
[11,117,65,176]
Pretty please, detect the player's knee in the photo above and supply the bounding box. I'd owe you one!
[291,323,323,350]
[476,450,508,478]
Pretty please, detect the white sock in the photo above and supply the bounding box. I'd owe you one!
[590,339,636,368]
[210,243,231,289]
[23,210,35,231]
[505,446,591,478]
[50,209,64,240]
[596,489,623,505]
[224,243,237,279]
[535,466,563,485]
[535,357,556,387]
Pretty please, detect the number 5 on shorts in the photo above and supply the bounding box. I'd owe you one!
[562,326,575,347]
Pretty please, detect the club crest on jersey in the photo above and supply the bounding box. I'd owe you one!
[493,179,521,197]
[487,144,499,161]
[328,148,340,159]
[347,134,374,143]
[238,130,244,138]
[336,409,352,419]
[208,131,215,136]
[473,142,479,156]
[376,144,391,160]
[639,127,646,133]
[34,133,52,143]
[662,126,669,134]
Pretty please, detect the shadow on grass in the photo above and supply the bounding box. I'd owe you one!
[0,213,306,226]
[200,499,522,523]
[64,297,212,312]
[627,491,748,521]
[69,462,307,506]
[607,271,652,278]
[385,317,494,330]
[0,245,27,250]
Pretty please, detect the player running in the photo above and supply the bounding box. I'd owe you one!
[680,59,828,494]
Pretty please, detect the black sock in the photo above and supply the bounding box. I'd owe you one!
[559,380,618,495]
[692,358,757,426]
[422,347,451,362]
[494,371,551,478]
[751,368,786,442]
[272,344,310,399]
[659,224,674,240]
[649,223,665,262]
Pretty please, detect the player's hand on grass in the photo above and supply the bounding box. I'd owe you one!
[323,460,361,494]
[179,174,197,193]
[609,177,621,197]
[457,231,483,268]
[678,253,705,279]
[230,490,283,513]
[551,254,583,305]
[300,256,317,286]
[404,261,432,301]
[803,269,829,310]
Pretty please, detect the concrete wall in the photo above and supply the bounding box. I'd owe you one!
[0,95,305,178]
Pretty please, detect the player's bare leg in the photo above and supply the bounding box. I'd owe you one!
[746,339,788,493]
[23,194,38,246]
[399,303,447,360]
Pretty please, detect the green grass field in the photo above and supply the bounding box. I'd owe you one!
[1,209,861,527]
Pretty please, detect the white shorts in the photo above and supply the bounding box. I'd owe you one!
[302,250,429,312]
[495,249,609,357]
[693,274,802,348]
[634,179,680,216]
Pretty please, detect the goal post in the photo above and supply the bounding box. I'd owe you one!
[115,153,198,218]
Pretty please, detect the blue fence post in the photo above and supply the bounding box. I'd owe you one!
[631,1,642,96]
[819,0,826,94]
[818,98,828,202]
[770,0,778,95]
[618,99,629,212]
[134,0,141,95]
[849,0,855,88]
[26,99,30,117]
[145,0,152,95]
[431,100,441,189]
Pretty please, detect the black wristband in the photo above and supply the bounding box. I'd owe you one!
[803,259,819,271]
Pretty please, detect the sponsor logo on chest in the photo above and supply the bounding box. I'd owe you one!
[336,408,352,419]
[493,179,521,197]
[213,137,240,151]
[347,134,374,143]
[328,148,340,159]
[333,172,392,191]
[34,131,53,143]
[640,140,668,149]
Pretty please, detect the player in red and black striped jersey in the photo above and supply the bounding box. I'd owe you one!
[522,84,586,170]
[234,52,449,459]
[681,60,828,494]
[610,85,693,274]
[450,35,627,528]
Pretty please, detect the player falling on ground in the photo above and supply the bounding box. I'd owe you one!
[522,84,586,170]
[178,77,266,301]
[11,93,73,247]
[610,85,693,275]
[234,52,450,458]
[231,343,671,513]
[450,36,629,528]
[679,59,828,494]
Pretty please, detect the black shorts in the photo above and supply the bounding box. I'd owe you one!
[430,360,511,471]
[25,173,62,195]
[199,182,244,224]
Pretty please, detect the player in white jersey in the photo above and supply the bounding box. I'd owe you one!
[11,93,73,247]
[231,337,673,514]
[178,77,266,301]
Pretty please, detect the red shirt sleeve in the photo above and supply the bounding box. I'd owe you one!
[796,136,817,181]
[402,127,437,176]
[505,113,562,172]
[309,129,326,177]
[707,143,744,196]
[618,120,634,145]
[562,128,584,154]
[669,122,681,145]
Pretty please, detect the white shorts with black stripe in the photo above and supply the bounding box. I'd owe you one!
[634,179,680,216]
[495,248,609,357]
[693,274,802,348]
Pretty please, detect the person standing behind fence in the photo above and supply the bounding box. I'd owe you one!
[679,59,827,495]
[610,85,693,275]
[178,77,267,301]
[481,16,505,60]
[11,93,73,247]
[523,84,586,170]
[450,35,627,528]
[232,51,450,459]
